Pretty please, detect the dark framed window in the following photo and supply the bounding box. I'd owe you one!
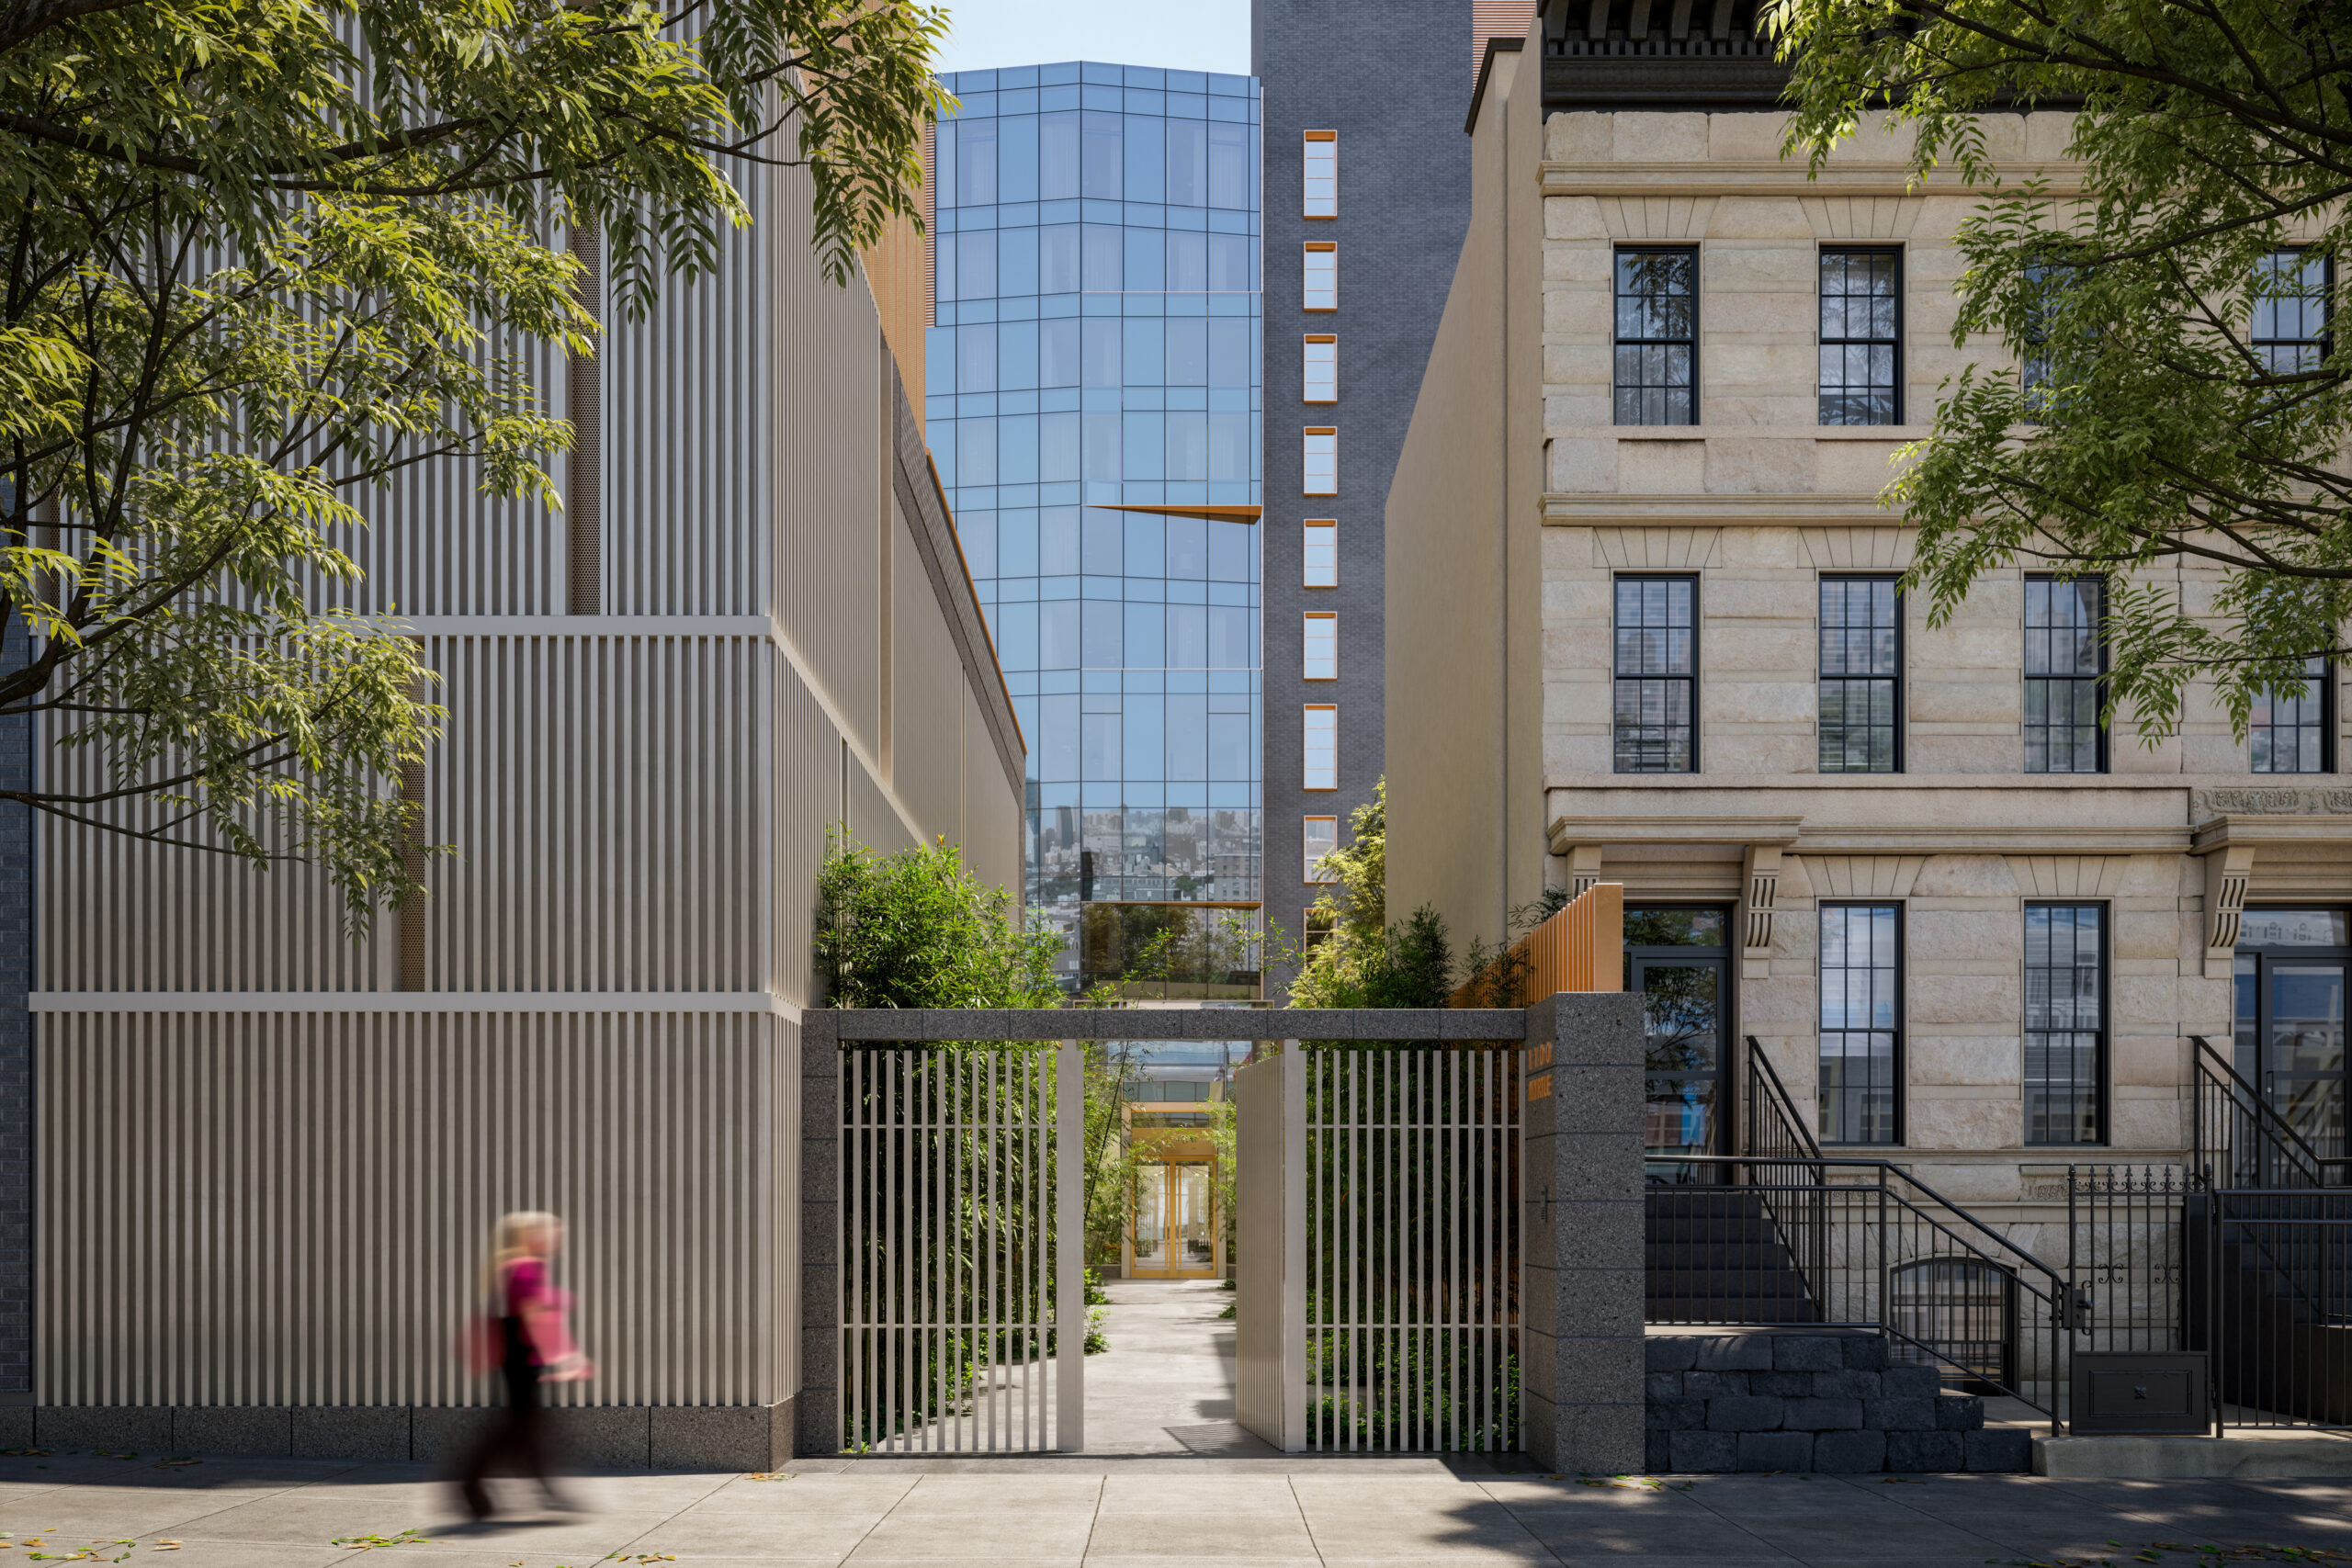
[1820,902,1901,1145]
[2025,903,2106,1145]
[2019,256,2090,420]
[1819,248,1900,425]
[2251,655,2333,774]
[2253,250,2331,376]
[1819,575,1901,773]
[1614,247,1697,425]
[1614,575,1697,773]
[2024,575,2105,773]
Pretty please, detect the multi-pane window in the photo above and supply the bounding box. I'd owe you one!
[1819,576,1901,773]
[1304,817,1338,883]
[2252,655,2333,773]
[1303,612,1337,679]
[2253,250,2330,375]
[1304,243,1337,310]
[1820,903,1901,1145]
[1305,907,1336,950]
[2025,904,2106,1145]
[1304,335,1337,402]
[2019,258,2086,418]
[1303,130,1337,218]
[1818,249,1900,425]
[1614,576,1697,773]
[1303,704,1337,789]
[1303,520,1337,587]
[1304,427,1336,495]
[2024,575,2105,773]
[1614,247,1698,426]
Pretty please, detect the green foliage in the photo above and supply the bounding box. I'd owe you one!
[816,831,1062,1009]
[1284,778,1464,1009]
[1205,1095,1238,1270]
[3,0,947,927]
[1773,0,2352,742]
[1313,776,1388,937]
[1080,1038,1152,1268]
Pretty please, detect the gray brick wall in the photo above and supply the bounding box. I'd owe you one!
[1255,0,1474,989]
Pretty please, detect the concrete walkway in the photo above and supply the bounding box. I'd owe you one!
[0,1446,2347,1566]
[1085,1276,1276,1457]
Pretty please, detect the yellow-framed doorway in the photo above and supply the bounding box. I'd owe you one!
[1124,1122,1222,1280]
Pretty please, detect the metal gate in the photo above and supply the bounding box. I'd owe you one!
[1237,1040,1521,1452]
[837,1041,1085,1452]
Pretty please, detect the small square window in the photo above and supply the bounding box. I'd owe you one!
[1303,705,1337,790]
[1303,130,1336,219]
[1304,816,1339,883]
[1304,612,1337,680]
[1304,427,1337,496]
[1303,520,1337,588]
[1304,243,1337,310]
[1304,335,1337,403]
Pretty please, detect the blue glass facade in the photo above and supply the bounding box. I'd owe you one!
[929,62,1263,993]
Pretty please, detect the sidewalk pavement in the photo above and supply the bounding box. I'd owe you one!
[0,1446,2346,1567]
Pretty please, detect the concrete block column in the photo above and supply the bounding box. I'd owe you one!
[1524,992,1645,1473]
[796,1010,840,1458]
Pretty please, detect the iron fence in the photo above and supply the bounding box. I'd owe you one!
[2190,1188,2352,1429]
[2065,1165,2188,1357]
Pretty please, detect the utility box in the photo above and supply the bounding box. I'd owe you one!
[2070,1352,2209,1434]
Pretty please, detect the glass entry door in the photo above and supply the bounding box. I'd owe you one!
[1131,1160,1217,1277]
[2235,909,2349,1176]
[1626,908,1732,1180]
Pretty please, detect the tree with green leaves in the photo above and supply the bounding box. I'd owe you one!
[1284,779,1459,1009]
[815,831,1062,1009]
[3,0,945,928]
[1774,0,2352,744]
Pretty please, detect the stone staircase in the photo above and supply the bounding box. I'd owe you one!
[1644,1187,1818,1325]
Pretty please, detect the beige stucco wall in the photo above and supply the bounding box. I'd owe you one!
[1385,39,1551,956]
[28,154,1022,1455]
[1390,95,2352,1219]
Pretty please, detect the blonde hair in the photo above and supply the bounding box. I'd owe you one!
[481,1210,561,1295]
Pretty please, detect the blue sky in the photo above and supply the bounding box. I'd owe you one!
[933,0,1252,78]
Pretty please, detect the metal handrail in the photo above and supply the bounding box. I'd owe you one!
[2190,1034,2334,1190]
[1742,1035,1821,1162]
[1658,1155,2069,1435]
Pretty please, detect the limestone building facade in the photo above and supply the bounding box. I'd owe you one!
[1385,3,2351,1210]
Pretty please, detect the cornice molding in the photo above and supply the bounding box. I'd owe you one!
[1541,493,1894,525]
[1539,162,2086,199]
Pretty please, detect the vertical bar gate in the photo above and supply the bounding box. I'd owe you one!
[838,1040,1086,1452]
[1302,1043,1521,1451]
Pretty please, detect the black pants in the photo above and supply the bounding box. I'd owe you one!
[453,1318,555,1518]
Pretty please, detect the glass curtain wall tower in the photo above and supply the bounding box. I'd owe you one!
[928,62,1265,994]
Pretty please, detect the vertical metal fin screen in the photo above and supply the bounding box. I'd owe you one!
[839,1043,1079,1452]
[1305,1043,1520,1450]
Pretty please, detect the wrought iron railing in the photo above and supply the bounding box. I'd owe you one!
[1742,1037,1820,1165]
[2065,1164,2188,1356]
[2192,1188,2352,1429]
[1645,1156,2070,1434]
[2189,1035,2340,1190]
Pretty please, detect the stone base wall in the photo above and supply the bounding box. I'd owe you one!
[1645,1334,2030,1473]
[7,1403,792,1472]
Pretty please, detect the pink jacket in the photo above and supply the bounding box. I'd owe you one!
[503,1258,582,1366]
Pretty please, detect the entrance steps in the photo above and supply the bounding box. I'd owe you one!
[1644,1188,1818,1325]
